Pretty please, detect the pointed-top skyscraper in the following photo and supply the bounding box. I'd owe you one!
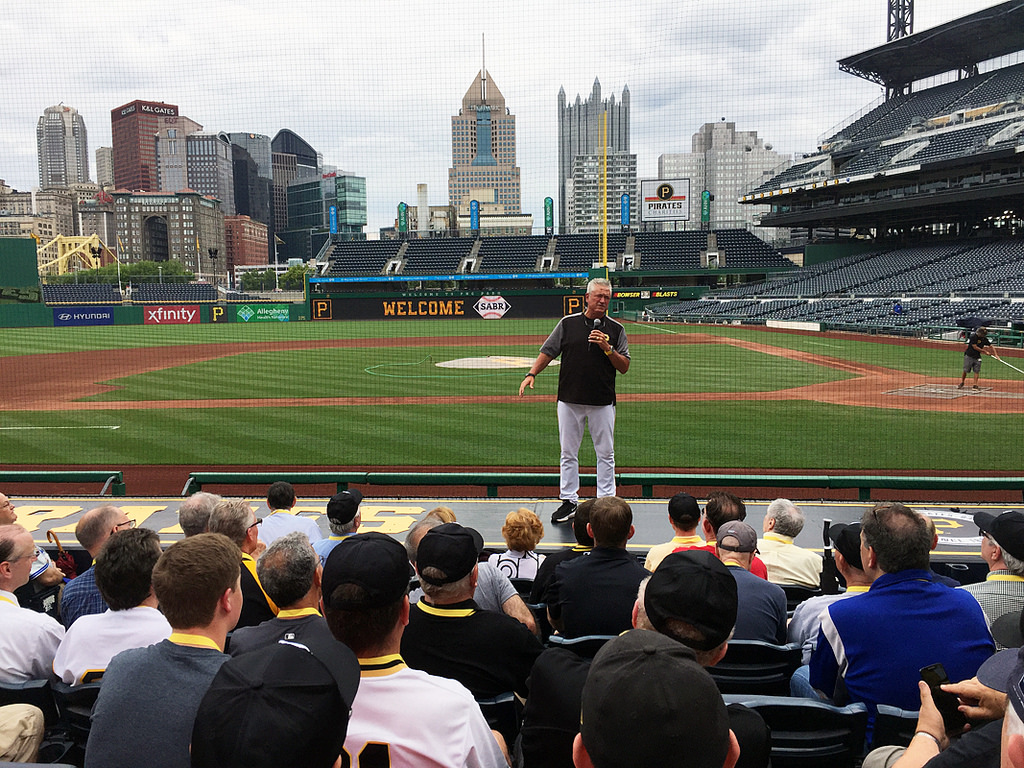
[448,66,522,216]
[37,104,90,187]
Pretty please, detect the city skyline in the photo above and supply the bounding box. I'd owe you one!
[1,0,1007,237]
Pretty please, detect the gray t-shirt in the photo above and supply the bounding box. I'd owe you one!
[409,561,516,613]
[86,639,227,768]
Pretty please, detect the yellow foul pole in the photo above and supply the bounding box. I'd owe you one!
[600,111,608,266]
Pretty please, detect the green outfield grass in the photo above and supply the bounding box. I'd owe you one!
[2,319,1020,470]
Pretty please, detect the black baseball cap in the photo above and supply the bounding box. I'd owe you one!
[416,523,483,585]
[645,550,737,650]
[580,630,730,768]
[326,489,363,525]
[190,635,360,768]
[668,492,701,527]
[975,511,1024,561]
[828,522,864,571]
[321,532,412,609]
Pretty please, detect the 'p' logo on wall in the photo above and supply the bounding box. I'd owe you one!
[564,296,583,316]
[312,300,333,320]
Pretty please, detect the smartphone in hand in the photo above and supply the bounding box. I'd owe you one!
[920,663,969,735]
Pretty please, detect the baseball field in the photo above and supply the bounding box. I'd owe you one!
[2,318,1022,472]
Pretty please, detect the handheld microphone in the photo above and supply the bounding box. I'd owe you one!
[590,317,603,352]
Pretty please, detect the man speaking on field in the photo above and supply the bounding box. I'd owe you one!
[519,278,630,525]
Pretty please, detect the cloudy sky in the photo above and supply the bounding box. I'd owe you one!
[1,0,1007,234]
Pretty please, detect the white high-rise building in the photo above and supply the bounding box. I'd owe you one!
[565,151,637,233]
[658,121,791,241]
[37,104,90,187]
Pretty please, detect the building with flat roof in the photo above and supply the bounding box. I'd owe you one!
[658,121,790,241]
[448,69,522,217]
[110,100,179,191]
[184,133,236,215]
[565,150,637,233]
[154,117,203,193]
[558,80,630,234]
[37,104,90,187]
[95,147,113,188]
[112,190,225,281]
[224,215,269,280]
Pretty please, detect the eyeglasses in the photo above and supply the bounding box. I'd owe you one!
[3,550,34,566]
[247,518,263,531]
[114,519,135,531]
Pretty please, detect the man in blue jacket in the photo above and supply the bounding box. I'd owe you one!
[810,503,994,715]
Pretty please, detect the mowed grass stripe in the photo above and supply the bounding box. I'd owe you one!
[80,344,851,401]
[0,402,1020,470]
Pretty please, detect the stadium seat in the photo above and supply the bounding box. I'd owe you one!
[51,681,101,751]
[870,704,919,750]
[475,691,522,748]
[0,679,59,726]
[707,640,802,696]
[781,585,823,614]
[545,634,617,656]
[723,694,868,768]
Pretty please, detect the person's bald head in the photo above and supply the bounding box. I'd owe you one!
[76,505,132,556]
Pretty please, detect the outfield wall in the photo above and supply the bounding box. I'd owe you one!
[0,302,308,327]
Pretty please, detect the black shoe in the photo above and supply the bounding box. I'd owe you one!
[551,500,578,524]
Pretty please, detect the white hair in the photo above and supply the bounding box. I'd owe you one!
[766,498,804,538]
[586,277,612,294]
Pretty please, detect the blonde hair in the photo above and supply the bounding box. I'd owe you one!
[424,506,457,524]
[502,508,544,552]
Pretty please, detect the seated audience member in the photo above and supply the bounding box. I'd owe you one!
[0,703,44,763]
[60,504,134,627]
[757,498,822,588]
[312,489,362,565]
[861,636,1019,768]
[635,551,771,768]
[810,503,994,715]
[691,490,769,579]
[789,523,872,664]
[644,492,704,571]
[178,491,221,537]
[489,508,546,579]
[0,493,64,589]
[530,499,594,605]
[403,523,543,698]
[922,514,960,587]
[258,481,323,546]
[321,532,507,767]
[0,524,64,683]
[717,520,787,644]
[85,533,242,768]
[962,511,1024,649]
[53,527,170,685]
[229,532,335,655]
[424,506,457,523]
[191,635,360,768]
[546,496,649,638]
[208,498,278,629]
[573,630,740,768]
[407,513,537,635]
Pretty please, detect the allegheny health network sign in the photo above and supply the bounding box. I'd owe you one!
[236,304,290,322]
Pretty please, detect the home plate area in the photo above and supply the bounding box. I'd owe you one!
[886,384,1024,400]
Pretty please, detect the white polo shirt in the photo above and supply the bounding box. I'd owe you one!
[258,511,324,546]
[0,589,65,683]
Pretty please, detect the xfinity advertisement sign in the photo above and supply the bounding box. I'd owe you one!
[53,307,115,327]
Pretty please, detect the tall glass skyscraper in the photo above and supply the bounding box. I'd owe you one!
[557,79,631,233]
[37,104,90,187]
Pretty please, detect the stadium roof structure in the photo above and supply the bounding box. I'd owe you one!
[838,1,1024,88]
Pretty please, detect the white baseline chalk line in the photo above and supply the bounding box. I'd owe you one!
[0,425,121,431]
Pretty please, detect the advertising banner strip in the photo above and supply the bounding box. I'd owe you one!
[143,305,201,325]
[53,307,115,327]
[236,304,289,322]
[311,271,587,284]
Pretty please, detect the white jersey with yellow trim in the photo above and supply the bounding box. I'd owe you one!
[53,605,171,685]
[342,654,506,768]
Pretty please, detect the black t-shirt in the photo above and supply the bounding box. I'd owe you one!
[965,332,991,359]
[539,313,629,406]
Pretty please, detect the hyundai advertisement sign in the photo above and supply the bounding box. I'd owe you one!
[53,307,115,327]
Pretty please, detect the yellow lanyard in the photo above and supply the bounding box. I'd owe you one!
[988,574,1024,582]
[0,595,17,606]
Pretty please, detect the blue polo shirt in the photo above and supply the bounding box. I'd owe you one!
[810,568,994,713]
